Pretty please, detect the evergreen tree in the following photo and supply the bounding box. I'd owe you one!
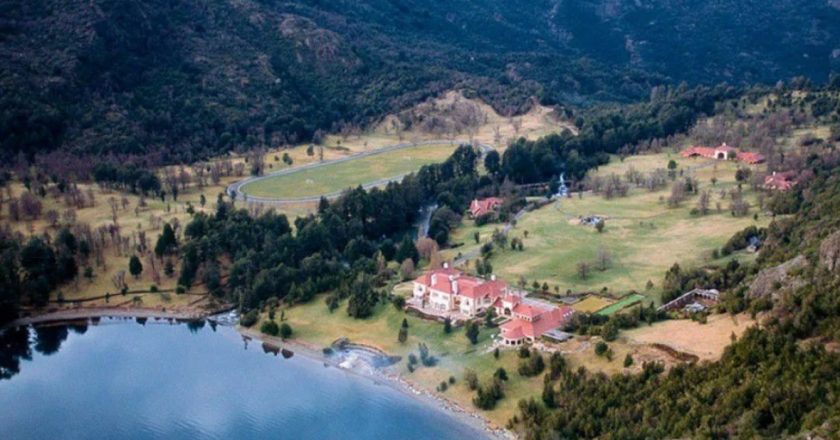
[465,321,480,344]
[128,255,143,279]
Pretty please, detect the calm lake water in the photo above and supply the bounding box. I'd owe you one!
[0,319,486,440]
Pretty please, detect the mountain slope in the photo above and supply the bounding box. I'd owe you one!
[1,0,837,162]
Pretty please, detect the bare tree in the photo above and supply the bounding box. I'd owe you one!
[696,190,710,215]
[667,182,686,208]
[19,192,42,220]
[577,261,591,280]
[416,237,439,261]
[112,270,127,290]
[108,197,119,223]
[510,117,523,135]
[596,248,612,271]
[247,148,266,176]
[8,197,20,222]
[44,209,60,228]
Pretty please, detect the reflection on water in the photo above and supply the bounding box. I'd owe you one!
[0,319,485,440]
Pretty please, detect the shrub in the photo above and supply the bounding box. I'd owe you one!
[149,285,158,292]
[260,320,279,336]
[464,369,479,390]
[392,295,406,310]
[239,310,259,327]
[279,323,293,339]
[517,350,545,377]
[595,341,609,356]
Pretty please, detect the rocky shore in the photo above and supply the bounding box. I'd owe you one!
[238,327,515,440]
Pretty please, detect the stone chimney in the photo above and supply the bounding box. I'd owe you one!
[450,276,458,294]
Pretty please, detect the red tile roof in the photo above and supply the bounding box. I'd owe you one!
[500,305,575,341]
[736,151,765,164]
[415,268,507,300]
[681,146,716,158]
[681,144,764,165]
[764,171,798,191]
[469,197,504,217]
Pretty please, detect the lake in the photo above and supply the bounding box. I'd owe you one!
[0,319,487,439]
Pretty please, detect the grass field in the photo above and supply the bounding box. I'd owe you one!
[623,313,756,360]
[596,294,645,316]
[572,296,614,313]
[475,153,769,301]
[240,143,458,199]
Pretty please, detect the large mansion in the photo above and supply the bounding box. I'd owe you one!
[411,265,509,318]
[411,267,576,346]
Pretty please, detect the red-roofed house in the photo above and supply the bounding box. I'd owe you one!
[494,301,575,346]
[469,197,503,218]
[764,171,798,191]
[412,264,509,318]
[681,143,765,165]
[736,151,765,165]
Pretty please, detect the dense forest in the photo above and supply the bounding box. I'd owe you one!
[2,0,838,164]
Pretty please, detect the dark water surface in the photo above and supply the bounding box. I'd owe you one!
[0,320,485,439]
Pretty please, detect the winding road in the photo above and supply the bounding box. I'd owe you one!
[227,140,494,205]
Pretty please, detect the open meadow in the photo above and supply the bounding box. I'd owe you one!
[240,143,458,199]
[461,152,770,302]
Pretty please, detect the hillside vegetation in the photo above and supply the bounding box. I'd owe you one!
[2,0,838,163]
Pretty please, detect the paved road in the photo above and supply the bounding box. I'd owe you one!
[228,140,494,206]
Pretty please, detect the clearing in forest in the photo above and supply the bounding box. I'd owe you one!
[474,152,768,301]
[623,313,757,361]
[239,143,457,199]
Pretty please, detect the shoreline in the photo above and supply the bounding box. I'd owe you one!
[238,327,515,440]
[5,304,234,330]
[6,307,514,439]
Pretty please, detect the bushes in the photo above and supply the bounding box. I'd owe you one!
[464,369,479,390]
[239,310,259,327]
[260,320,279,336]
[473,378,504,410]
[517,349,545,377]
[721,225,764,255]
[465,320,480,344]
[279,323,293,339]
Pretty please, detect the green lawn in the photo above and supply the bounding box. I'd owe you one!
[477,153,769,300]
[596,294,646,316]
[266,295,545,427]
[240,143,457,199]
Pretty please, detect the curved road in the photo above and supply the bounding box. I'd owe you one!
[227,140,494,205]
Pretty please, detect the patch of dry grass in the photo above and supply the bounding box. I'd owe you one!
[623,313,756,361]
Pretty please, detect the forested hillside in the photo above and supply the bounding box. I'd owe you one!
[2,0,838,162]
